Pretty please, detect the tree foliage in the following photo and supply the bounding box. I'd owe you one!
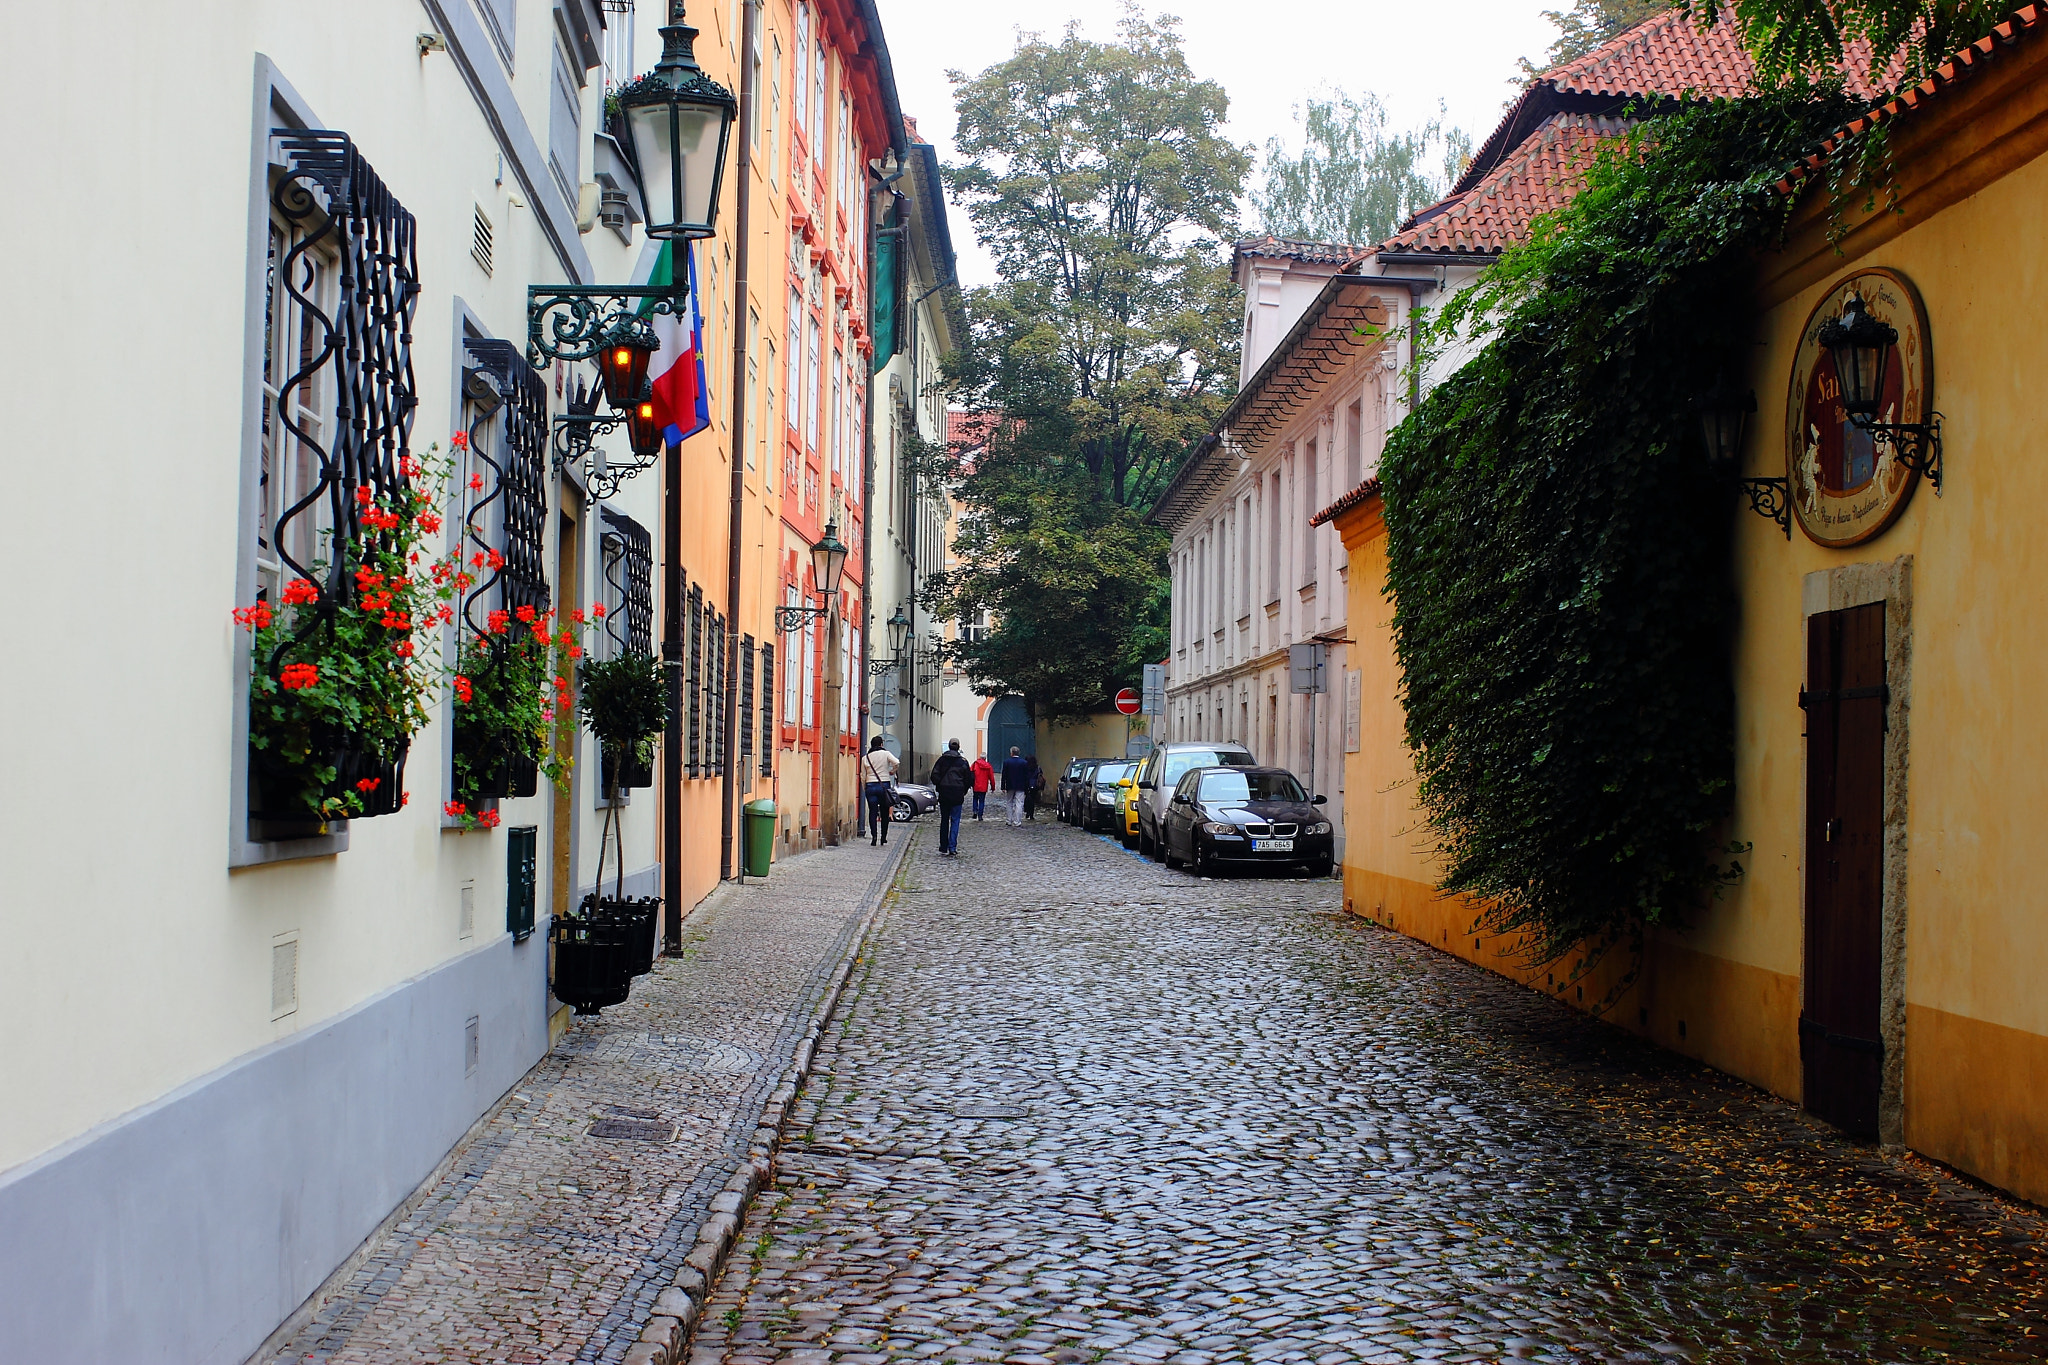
[1378,86,1859,960]
[929,8,1246,720]
[1253,92,1472,247]
[1690,0,2013,87]
[1521,0,1668,75]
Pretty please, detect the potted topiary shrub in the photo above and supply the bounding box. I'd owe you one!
[234,445,464,830]
[579,650,667,976]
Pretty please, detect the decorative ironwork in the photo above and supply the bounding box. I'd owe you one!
[461,337,551,633]
[708,609,726,776]
[1860,414,1944,493]
[266,130,421,663]
[1738,476,1792,540]
[774,598,827,634]
[599,506,655,655]
[687,584,703,778]
[527,284,682,369]
[740,635,756,758]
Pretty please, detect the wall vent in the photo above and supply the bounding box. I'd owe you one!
[464,1015,481,1077]
[270,938,299,1020]
[459,881,476,940]
[471,205,494,276]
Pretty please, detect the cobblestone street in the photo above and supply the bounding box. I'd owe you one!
[692,817,2047,1364]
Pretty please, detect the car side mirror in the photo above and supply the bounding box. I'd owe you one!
[1171,792,1190,805]
[1312,794,1326,805]
[1138,781,1154,790]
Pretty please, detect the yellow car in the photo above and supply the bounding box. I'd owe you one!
[1118,776,1142,848]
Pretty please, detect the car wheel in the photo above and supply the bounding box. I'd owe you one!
[1121,828,1137,850]
[1162,832,1184,869]
[891,799,915,823]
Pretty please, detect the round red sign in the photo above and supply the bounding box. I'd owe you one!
[1114,688,1141,715]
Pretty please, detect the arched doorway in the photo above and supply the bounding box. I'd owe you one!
[986,695,1032,762]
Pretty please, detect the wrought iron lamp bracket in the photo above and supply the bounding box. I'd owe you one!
[526,284,681,370]
[774,603,828,634]
[1854,412,1944,494]
[867,655,904,677]
[1736,476,1792,539]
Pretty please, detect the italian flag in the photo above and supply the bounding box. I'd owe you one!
[638,240,710,447]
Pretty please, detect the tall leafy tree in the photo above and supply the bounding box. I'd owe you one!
[1520,0,1666,75]
[1253,92,1472,247]
[926,9,1247,722]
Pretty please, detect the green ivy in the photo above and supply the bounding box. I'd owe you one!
[1378,88,1861,960]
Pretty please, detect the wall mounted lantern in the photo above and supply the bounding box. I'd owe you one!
[1817,293,1943,491]
[868,608,912,676]
[775,523,850,633]
[618,0,738,242]
[1692,380,1789,539]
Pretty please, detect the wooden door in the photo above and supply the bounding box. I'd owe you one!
[1801,602,1887,1136]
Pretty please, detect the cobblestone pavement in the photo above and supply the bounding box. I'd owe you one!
[691,816,2048,1365]
[268,836,906,1365]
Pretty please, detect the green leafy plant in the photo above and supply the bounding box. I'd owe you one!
[233,444,464,821]
[1378,87,1859,961]
[578,649,667,894]
[446,603,586,828]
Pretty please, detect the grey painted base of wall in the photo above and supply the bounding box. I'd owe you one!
[0,929,554,1365]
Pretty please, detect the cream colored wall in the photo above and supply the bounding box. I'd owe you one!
[0,0,693,1172]
[1038,713,1145,780]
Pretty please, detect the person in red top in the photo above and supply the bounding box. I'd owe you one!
[970,753,996,820]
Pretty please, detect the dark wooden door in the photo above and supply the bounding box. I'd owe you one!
[1801,602,1887,1137]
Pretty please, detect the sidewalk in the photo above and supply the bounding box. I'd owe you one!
[264,832,915,1365]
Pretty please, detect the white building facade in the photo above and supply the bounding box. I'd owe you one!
[1149,237,1489,859]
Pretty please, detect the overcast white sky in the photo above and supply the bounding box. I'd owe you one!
[874,0,1561,286]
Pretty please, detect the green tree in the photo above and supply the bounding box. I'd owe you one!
[926,8,1247,721]
[1254,91,1471,246]
[1520,0,1666,75]
[1688,0,2010,86]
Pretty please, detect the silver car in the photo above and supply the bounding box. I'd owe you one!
[1132,741,1256,859]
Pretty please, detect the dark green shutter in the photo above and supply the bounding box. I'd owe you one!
[506,826,537,941]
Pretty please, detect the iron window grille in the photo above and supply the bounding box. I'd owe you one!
[759,642,775,774]
[262,130,421,661]
[687,583,704,778]
[709,610,726,776]
[598,506,654,657]
[740,635,756,759]
[460,337,551,633]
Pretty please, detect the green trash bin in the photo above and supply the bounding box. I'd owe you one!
[743,799,776,878]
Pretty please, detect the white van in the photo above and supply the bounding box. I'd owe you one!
[1132,741,1256,859]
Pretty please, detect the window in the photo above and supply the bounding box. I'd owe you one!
[748,21,763,151]
[600,0,634,85]
[802,603,817,729]
[745,307,761,469]
[687,584,703,777]
[767,36,782,187]
[1267,472,1281,601]
[786,285,803,437]
[1346,398,1363,488]
[256,213,336,608]
[707,608,726,776]
[597,506,654,660]
[763,338,778,487]
[1199,770,1305,804]
[804,315,820,450]
[811,40,826,164]
[758,643,775,772]
[479,0,517,68]
[836,93,849,211]
[793,5,809,135]
[829,354,842,475]
[740,635,757,758]
[458,338,551,634]
[782,586,801,723]
[548,28,582,201]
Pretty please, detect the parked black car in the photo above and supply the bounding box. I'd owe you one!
[1057,758,1101,824]
[1079,759,1139,832]
[1159,766,1333,877]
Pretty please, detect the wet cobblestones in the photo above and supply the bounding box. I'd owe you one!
[693,817,2048,1364]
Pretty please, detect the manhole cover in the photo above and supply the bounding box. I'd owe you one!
[953,1104,1029,1119]
[589,1117,675,1141]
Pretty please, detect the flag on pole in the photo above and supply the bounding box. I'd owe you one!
[638,240,710,447]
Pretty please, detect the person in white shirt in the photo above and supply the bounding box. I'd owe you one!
[862,736,900,846]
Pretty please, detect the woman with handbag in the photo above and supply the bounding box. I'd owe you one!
[862,737,900,846]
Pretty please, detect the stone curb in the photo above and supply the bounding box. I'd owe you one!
[618,829,916,1365]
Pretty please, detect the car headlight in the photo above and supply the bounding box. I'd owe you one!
[1202,821,1239,836]
[1096,793,1114,804]
[1307,821,1332,835]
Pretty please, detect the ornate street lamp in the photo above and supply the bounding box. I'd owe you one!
[868,608,912,677]
[617,0,738,242]
[776,523,851,633]
[597,319,657,409]
[1817,293,1943,490]
[624,381,663,461]
[1691,380,1788,539]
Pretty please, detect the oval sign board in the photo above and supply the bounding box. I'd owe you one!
[1785,267,1932,548]
[1114,688,1141,715]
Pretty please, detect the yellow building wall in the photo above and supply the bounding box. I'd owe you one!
[1332,46,2048,1205]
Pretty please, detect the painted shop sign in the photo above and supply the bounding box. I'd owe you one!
[1785,268,1932,547]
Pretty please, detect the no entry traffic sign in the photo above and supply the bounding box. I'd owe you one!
[1114,687,1141,715]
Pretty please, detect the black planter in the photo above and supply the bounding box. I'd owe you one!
[455,725,539,801]
[584,892,662,977]
[550,911,636,1016]
[600,745,655,794]
[249,730,408,827]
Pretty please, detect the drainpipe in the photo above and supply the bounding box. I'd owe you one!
[719,0,759,881]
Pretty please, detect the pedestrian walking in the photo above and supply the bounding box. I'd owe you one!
[861,737,899,846]
[999,746,1030,826]
[1023,754,1044,821]
[930,740,972,856]
[970,753,994,820]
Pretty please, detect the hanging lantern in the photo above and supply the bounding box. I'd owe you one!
[1817,294,1896,421]
[597,320,658,410]
[618,1,739,241]
[625,380,664,460]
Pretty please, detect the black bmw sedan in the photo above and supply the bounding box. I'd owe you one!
[1159,766,1333,878]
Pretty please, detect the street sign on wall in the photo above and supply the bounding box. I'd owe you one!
[1141,663,1165,715]
[1288,642,1329,694]
[1114,687,1141,715]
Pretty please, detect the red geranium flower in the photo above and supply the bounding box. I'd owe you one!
[468,473,485,491]
[280,662,319,690]
[515,604,538,624]
[451,431,469,449]
[445,800,467,817]
[591,602,607,618]
[354,485,375,506]
[282,579,319,606]
[233,602,274,631]
[356,777,381,793]
[453,675,474,704]
[478,809,502,829]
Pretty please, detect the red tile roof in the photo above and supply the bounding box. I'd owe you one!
[1236,236,1377,266]
[1778,3,2048,193]
[1381,113,1630,256]
[1309,477,1381,528]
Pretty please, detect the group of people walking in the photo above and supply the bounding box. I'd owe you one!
[862,736,1045,857]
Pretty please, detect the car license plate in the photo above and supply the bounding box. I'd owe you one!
[1252,838,1293,853]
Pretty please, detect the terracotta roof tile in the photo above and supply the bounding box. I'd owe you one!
[1778,3,2047,193]
[1381,113,1629,256]
[1235,235,1377,266]
[1309,477,1381,528]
